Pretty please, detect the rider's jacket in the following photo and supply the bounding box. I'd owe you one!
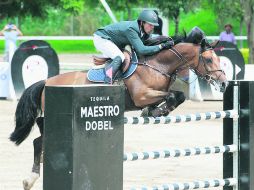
[94,20,161,55]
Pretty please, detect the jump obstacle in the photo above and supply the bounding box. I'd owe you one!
[43,81,254,190]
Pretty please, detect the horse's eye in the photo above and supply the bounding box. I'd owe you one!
[206,58,213,64]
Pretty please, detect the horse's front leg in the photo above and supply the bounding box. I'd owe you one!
[23,117,43,190]
[141,90,186,117]
[132,88,168,107]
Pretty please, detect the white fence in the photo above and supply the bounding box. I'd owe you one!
[0,36,248,41]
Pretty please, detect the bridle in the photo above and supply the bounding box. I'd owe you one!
[193,47,225,83]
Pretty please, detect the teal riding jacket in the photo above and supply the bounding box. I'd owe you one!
[94,20,161,55]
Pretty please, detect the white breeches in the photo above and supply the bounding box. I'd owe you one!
[93,34,125,62]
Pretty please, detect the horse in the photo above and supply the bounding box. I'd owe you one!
[10,37,228,190]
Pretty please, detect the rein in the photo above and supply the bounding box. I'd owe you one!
[138,61,174,79]
[138,47,188,80]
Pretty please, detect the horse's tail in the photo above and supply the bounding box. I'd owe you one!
[10,80,46,145]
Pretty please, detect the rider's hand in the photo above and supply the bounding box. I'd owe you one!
[160,40,174,50]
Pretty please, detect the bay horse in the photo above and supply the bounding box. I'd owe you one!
[10,38,228,190]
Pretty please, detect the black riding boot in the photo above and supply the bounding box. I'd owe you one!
[105,56,122,84]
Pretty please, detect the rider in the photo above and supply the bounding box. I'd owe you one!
[93,10,174,83]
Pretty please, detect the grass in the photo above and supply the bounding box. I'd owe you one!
[46,40,97,54]
[0,40,97,54]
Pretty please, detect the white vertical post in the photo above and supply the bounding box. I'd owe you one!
[233,81,239,190]
[99,0,118,23]
[161,16,169,36]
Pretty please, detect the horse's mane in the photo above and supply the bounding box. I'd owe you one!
[171,32,187,45]
[173,27,207,45]
[144,27,205,47]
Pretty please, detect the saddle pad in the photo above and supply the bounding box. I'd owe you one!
[87,62,138,83]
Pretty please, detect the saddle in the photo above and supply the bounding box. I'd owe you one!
[88,45,138,83]
[88,36,173,83]
[93,45,132,73]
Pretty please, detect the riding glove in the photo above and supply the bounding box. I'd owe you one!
[160,40,174,50]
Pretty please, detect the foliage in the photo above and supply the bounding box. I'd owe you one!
[61,0,85,14]
[0,7,112,36]
[169,9,218,36]
[206,0,243,25]
[240,49,249,64]
[240,0,254,64]
[150,0,201,34]
[0,0,61,18]
[0,0,85,19]
[107,0,147,20]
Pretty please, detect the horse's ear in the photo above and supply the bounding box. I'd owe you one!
[210,40,220,48]
[200,38,206,49]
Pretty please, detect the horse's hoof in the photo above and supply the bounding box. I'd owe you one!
[141,107,149,117]
[23,179,32,190]
[23,173,39,190]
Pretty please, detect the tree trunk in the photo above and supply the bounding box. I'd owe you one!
[239,18,243,49]
[126,2,131,20]
[127,8,132,20]
[241,0,254,64]
[174,9,180,35]
[247,16,254,64]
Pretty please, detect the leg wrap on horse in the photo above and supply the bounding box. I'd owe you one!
[170,91,186,109]
[150,92,177,117]
[141,91,186,117]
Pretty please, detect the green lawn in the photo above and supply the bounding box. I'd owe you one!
[46,40,97,53]
[0,40,97,54]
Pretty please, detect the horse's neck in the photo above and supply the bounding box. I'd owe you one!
[136,43,199,74]
[171,43,199,68]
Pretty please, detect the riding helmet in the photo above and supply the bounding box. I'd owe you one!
[138,10,159,26]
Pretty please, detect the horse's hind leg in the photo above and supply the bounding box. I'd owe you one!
[141,91,186,117]
[162,90,186,115]
[23,117,44,190]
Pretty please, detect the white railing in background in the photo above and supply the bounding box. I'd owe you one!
[0,36,248,41]
[0,36,94,40]
[207,36,247,40]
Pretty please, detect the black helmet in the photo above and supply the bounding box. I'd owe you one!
[138,10,159,26]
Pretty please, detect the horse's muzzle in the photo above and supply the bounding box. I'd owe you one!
[220,81,229,93]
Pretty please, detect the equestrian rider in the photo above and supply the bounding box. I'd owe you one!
[93,10,174,83]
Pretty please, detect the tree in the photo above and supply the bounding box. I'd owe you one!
[150,0,201,35]
[106,0,147,20]
[209,0,254,64]
[83,0,148,21]
[206,0,243,27]
[240,0,254,64]
[0,0,84,19]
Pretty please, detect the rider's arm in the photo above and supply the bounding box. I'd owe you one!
[126,28,162,55]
